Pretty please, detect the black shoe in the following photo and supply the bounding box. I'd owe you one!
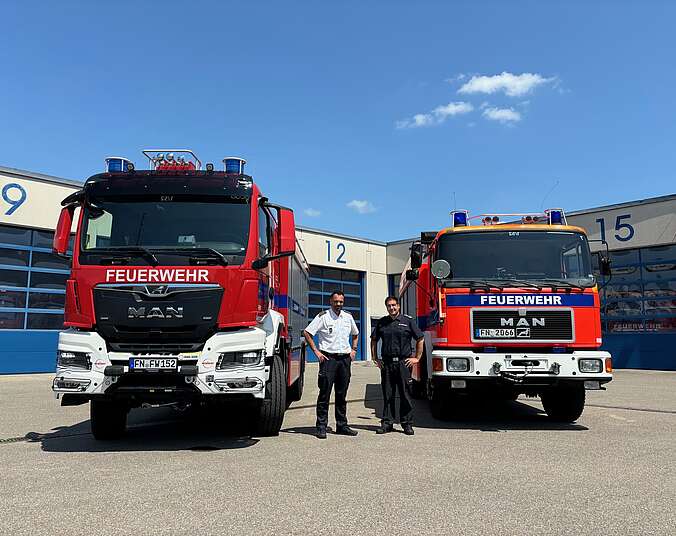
[316,428,327,439]
[376,424,393,435]
[402,425,415,436]
[335,426,358,436]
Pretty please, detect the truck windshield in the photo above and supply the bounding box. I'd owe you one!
[80,197,251,265]
[436,231,595,288]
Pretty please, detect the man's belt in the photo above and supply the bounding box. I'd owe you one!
[322,352,350,358]
[381,355,405,363]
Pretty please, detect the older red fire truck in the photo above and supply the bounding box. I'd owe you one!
[401,209,613,422]
[51,150,308,438]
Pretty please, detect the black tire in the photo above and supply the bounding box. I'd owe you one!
[255,353,287,436]
[90,399,127,440]
[430,386,449,420]
[541,383,586,423]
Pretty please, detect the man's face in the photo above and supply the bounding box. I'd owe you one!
[330,294,344,313]
[386,299,400,317]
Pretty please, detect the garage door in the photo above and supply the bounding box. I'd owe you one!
[307,266,364,361]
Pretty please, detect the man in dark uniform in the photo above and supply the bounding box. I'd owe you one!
[371,295,424,435]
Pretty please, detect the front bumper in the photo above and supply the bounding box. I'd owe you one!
[430,349,613,387]
[52,328,270,400]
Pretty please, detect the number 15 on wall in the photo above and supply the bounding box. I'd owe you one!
[595,214,635,242]
[326,240,347,264]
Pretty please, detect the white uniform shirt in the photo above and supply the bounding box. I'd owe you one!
[305,309,359,354]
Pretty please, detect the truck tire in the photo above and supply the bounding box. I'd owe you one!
[430,386,449,420]
[255,353,287,436]
[90,399,127,440]
[541,383,586,423]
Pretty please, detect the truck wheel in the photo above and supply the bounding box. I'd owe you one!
[430,386,449,420]
[541,383,586,423]
[287,357,305,404]
[255,353,287,436]
[90,399,127,440]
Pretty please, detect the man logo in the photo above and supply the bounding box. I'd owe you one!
[128,306,184,319]
[144,285,169,296]
[500,317,546,327]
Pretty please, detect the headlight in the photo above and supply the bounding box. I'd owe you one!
[447,358,470,372]
[578,359,602,373]
[217,351,263,369]
[56,351,91,370]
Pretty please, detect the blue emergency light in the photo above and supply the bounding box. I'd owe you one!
[105,157,133,172]
[548,208,566,225]
[223,157,246,174]
[452,210,469,227]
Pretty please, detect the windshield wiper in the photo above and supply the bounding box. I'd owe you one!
[491,279,543,289]
[445,279,506,291]
[150,247,229,266]
[540,279,587,290]
[95,246,159,265]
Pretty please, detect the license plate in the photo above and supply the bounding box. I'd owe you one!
[129,358,178,370]
[476,328,515,338]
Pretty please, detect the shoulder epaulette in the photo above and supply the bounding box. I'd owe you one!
[317,311,327,317]
[404,314,412,319]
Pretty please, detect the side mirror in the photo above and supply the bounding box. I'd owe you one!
[410,243,423,269]
[405,269,419,281]
[277,207,296,256]
[53,206,74,255]
[599,256,611,277]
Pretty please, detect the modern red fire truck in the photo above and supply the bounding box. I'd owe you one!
[51,150,308,438]
[400,209,613,422]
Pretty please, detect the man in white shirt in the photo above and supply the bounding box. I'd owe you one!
[303,290,359,439]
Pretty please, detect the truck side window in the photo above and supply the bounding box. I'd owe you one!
[258,206,270,257]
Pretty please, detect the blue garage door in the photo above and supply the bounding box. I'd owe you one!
[307,266,364,361]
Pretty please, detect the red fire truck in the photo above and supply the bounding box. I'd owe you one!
[400,209,613,422]
[51,150,308,439]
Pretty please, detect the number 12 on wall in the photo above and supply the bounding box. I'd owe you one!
[326,240,347,264]
[595,214,635,242]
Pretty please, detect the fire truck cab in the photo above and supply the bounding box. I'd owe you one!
[51,150,308,438]
[401,209,613,422]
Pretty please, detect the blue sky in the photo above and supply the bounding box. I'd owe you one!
[2,1,674,241]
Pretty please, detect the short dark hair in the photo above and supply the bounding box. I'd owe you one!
[385,295,399,305]
[330,290,345,299]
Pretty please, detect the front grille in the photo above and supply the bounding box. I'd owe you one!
[472,309,573,342]
[108,342,204,353]
[93,284,222,350]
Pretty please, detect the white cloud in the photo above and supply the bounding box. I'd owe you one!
[444,73,466,83]
[304,208,321,217]
[458,72,555,97]
[347,199,376,214]
[482,107,522,124]
[396,101,473,129]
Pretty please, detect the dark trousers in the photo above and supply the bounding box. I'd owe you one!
[381,360,414,426]
[316,354,351,430]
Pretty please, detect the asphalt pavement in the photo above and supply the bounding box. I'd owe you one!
[1,364,675,536]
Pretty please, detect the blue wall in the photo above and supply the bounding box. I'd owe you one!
[603,333,676,371]
[0,331,58,373]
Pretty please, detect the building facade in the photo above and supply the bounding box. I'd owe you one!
[0,165,673,373]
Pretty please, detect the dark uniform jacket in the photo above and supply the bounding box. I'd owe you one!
[372,314,424,359]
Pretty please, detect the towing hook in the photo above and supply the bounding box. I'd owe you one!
[492,362,502,374]
[550,362,561,375]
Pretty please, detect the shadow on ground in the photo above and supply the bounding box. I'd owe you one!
[28,405,260,453]
[361,383,589,432]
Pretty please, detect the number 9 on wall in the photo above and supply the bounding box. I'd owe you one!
[2,183,27,216]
